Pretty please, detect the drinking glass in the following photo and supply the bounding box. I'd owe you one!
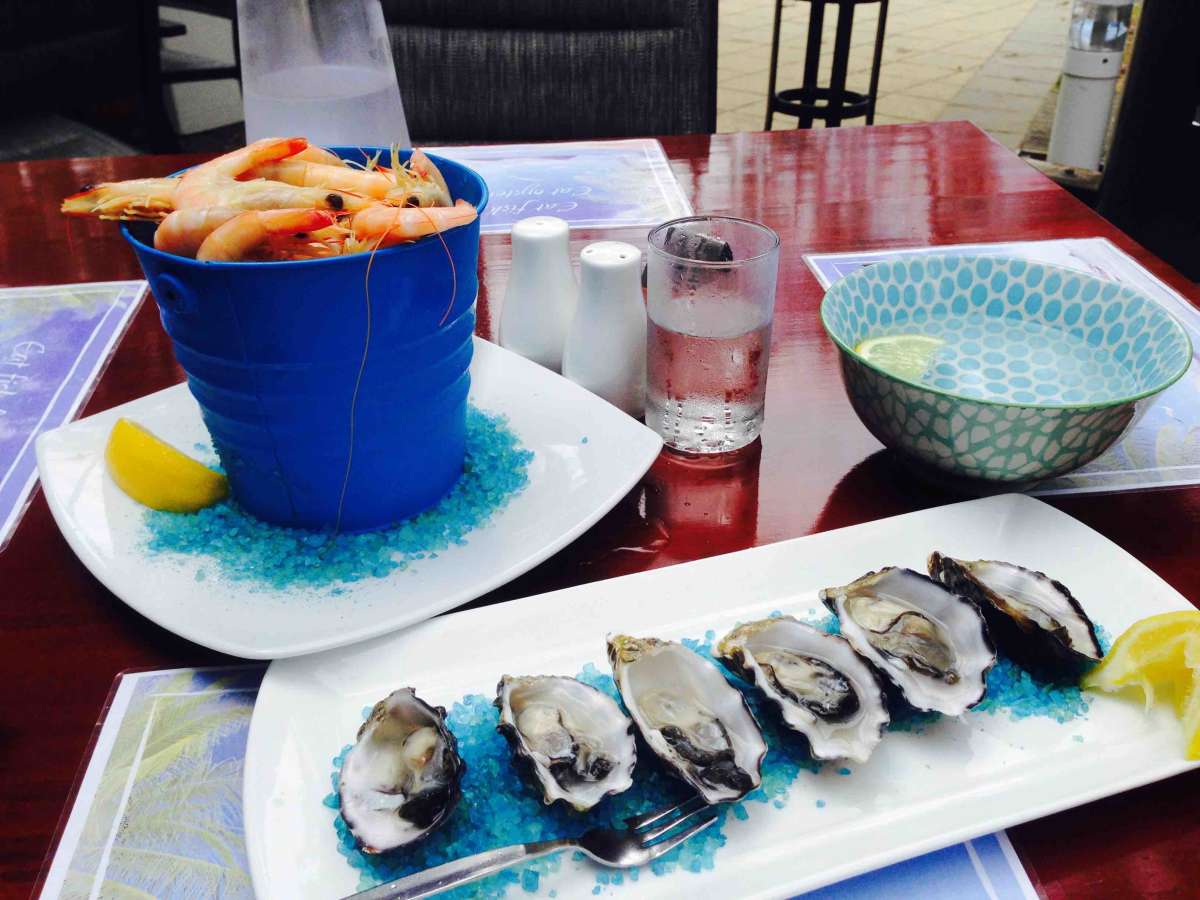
[645,216,781,453]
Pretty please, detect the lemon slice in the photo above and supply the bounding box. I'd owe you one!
[1083,610,1200,758]
[105,418,228,513]
[1181,665,1200,758]
[855,334,945,381]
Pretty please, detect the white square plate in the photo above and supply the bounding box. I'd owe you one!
[244,494,1198,899]
[34,337,663,659]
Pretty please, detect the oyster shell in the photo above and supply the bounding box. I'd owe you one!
[821,568,996,715]
[928,552,1102,674]
[338,688,464,853]
[608,635,767,804]
[717,616,890,762]
[495,675,636,811]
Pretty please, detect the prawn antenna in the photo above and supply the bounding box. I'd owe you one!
[415,206,459,327]
[334,218,390,534]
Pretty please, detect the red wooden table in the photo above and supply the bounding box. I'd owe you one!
[2,122,1197,898]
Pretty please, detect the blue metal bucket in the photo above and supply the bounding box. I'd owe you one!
[122,148,489,532]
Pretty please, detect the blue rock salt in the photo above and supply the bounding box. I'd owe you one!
[973,656,1092,722]
[142,406,533,591]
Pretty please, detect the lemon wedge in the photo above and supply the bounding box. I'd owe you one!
[855,334,945,381]
[1083,610,1200,758]
[105,418,228,513]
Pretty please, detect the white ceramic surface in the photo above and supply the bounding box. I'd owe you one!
[34,337,662,660]
[563,241,648,417]
[499,216,579,371]
[244,494,1199,899]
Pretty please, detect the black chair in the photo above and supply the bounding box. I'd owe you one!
[380,0,718,142]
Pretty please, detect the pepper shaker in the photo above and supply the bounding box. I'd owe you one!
[499,216,578,372]
[562,241,647,417]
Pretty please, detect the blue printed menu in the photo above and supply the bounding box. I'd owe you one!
[428,139,693,233]
[0,281,145,550]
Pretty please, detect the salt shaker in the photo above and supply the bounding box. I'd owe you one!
[562,241,647,417]
[499,216,578,372]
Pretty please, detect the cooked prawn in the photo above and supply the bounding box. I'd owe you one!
[249,153,451,208]
[61,177,178,221]
[291,145,346,167]
[350,199,477,249]
[59,172,365,220]
[196,209,336,262]
[244,159,397,200]
[174,136,308,209]
[154,206,241,257]
[261,225,350,260]
[203,179,373,214]
[374,149,453,208]
[406,150,452,207]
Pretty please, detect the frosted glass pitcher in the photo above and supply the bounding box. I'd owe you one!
[237,0,411,148]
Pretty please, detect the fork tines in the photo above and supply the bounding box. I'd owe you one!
[626,795,718,855]
[625,795,708,831]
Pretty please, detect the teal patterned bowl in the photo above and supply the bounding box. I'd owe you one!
[820,255,1192,483]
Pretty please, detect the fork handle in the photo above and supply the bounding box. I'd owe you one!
[342,838,573,900]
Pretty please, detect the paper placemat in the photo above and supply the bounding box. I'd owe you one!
[38,668,1037,900]
[805,239,1200,496]
[426,139,693,234]
[0,281,146,551]
[39,667,264,899]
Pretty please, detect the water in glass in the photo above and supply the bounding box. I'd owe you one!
[646,300,772,453]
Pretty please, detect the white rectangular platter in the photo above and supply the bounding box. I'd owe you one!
[244,494,1198,899]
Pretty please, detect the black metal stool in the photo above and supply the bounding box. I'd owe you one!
[765,0,889,129]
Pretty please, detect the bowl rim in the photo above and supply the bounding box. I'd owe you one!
[818,253,1194,412]
[119,146,489,270]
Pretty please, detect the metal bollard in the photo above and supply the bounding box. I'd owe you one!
[1048,0,1134,171]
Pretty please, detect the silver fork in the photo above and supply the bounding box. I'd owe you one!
[341,796,718,900]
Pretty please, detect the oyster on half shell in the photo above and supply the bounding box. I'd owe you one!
[718,616,890,762]
[495,675,636,811]
[928,552,1102,674]
[338,688,464,854]
[821,568,996,715]
[608,635,767,804]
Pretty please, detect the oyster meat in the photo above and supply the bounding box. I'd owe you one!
[608,635,767,804]
[821,568,996,715]
[496,675,636,811]
[338,688,464,853]
[928,552,1102,674]
[718,616,890,762]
